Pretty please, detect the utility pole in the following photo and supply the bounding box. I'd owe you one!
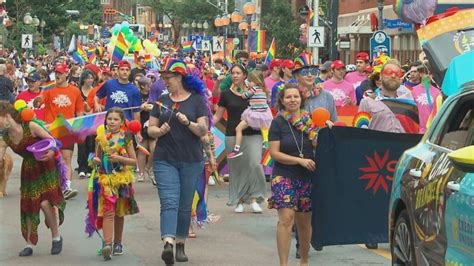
[329,0,339,60]
[223,0,228,63]
[312,0,319,65]
[377,0,384,30]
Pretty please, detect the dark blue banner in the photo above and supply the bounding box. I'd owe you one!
[311,127,422,246]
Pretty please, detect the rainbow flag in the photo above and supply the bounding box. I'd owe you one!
[87,47,95,58]
[88,53,98,64]
[264,38,276,65]
[72,51,85,65]
[182,41,194,53]
[248,30,266,52]
[260,149,273,167]
[76,41,88,62]
[425,94,443,130]
[96,46,105,58]
[224,56,235,67]
[41,81,56,91]
[112,32,128,63]
[306,7,315,27]
[144,54,152,68]
[67,111,106,143]
[48,115,76,148]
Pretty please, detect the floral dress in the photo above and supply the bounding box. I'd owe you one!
[4,123,65,245]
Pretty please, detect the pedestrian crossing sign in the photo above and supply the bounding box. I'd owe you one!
[22,34,33,49]
[307,26,324,48]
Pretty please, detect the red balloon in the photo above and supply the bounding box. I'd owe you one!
[334,121,347,127]
[21,108,35,122]
[128,120,141,134]
[311,107,330,127]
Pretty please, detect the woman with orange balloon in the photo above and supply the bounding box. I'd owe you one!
[268,84,332,266]
[0,100,67,257]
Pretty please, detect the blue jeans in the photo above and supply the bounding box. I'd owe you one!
[154,160,204,239]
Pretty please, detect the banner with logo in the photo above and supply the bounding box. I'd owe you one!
[311,127,422,246]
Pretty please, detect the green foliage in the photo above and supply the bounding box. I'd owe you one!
[262,1,303,59]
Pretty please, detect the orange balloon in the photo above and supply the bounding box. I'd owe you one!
[311,107,330,127]
[21,108,35,122]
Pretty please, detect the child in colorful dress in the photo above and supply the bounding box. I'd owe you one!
[228,70,273,159]
[89,107,139,261]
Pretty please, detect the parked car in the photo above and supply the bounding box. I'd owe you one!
[389,83,474,265]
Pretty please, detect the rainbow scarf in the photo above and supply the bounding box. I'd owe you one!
[280,111,320,146]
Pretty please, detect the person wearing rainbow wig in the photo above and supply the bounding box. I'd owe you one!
[148,58,212,265]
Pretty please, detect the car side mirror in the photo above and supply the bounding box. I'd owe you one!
[448,145,474,173]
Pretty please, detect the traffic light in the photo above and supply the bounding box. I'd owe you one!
[103,9,117,15]
[131,16,135,23]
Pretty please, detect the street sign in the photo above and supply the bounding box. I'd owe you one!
[103,28,110,38]
[213,36,223,52]
[21,34,33,49]
[339,41,350,49]
[307,26,324,48]
[181,36,188,44]
[158,33,164,41]
[202,40,211,51]
[370,30,392,59]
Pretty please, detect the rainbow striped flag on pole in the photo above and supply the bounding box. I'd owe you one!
[248,30,266,52]
[76,41,88,62]
[144,54,152,68]
[264,38,276,65]
[182,41,194,53]
[112,32,128,63]
[260,149,273,167]
[306,7,315,27]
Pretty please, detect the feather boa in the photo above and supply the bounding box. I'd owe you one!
[279,111,320,146]
[183,74,214,128]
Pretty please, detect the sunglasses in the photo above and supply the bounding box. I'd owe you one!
[382,67,403,78]
[298,67,319,77]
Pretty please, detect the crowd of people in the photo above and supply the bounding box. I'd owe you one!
[0,44,441,266]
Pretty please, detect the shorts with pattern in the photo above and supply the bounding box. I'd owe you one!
[267,175,312,212]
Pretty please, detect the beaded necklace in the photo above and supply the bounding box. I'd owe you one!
[301,86,319,98]
[280,110,320,146]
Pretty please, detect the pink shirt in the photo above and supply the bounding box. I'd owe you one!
[264,75,279,97]
[411,83,441,133]
[16,89,45,120]
[345,71,367,89]
[323,79,356,107]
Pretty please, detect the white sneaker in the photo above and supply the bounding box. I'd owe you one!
[79,172,86,179]
[251,202,262,213]
[208,176,216,186]
[137,173,145,182]
[234,203,244,213]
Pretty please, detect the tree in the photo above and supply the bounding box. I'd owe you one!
[140,0,229,44]
[262,1,303,59]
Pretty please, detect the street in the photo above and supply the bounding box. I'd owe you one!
[0,151,391,266]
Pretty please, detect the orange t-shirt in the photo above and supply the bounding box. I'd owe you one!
[43,84,84,123]
[87,82,107,112]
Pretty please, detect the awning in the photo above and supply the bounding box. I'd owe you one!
[338,5,407,35]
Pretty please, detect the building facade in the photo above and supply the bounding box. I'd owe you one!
[100,0,156,35]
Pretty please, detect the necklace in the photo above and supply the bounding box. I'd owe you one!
[280,111,320,147]
[287,120,304,158]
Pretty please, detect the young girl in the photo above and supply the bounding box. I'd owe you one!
[227,70,273,159]
[89,107,139,261]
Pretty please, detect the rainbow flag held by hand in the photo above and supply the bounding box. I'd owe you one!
[112,32,128,63]
[48,115,76,148]
[264,38,276,65]
[67,112,107,143]
[260,149,273,167]
[76,41,88,62]
[425,94,443,130]
[248,30,266,52]
[88,53,98,64]
[96,46,105,58]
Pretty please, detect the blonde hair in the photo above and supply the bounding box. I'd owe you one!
[247,70,265,88]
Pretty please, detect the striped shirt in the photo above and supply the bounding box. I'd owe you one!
[243,87,269,112]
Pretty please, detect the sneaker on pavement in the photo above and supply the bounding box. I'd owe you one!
[251,202,262,213]
[208,176,216,186]
[78,172,86,179]
[113,243,123,256]
[227,150,243,159]
[19,247,33,257]
[63,189,78,200]
[234,203,244,213]
[51,236,63,255]
[102,245,112,261]
[137,173,145,182]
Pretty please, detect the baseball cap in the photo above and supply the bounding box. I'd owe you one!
[25,72,41,82]
[118,60,131,69]
[102,67,111,75]
[356,52,370,62]
[331,60,345,70]
[319,61,333,71]
[54,64,69,74]
[84,63,101,77]
[269,59,282,70]
[281,59,295,69]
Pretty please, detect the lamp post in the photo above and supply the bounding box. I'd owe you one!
[23,13,32,25]
[377,0,384,30]
[40,20,46,44]
[230,9,242,49]
[243,2,256,51]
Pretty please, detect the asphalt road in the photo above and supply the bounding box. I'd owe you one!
[0,151,391,265]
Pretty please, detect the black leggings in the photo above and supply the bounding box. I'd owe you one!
[77,135,96,173]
